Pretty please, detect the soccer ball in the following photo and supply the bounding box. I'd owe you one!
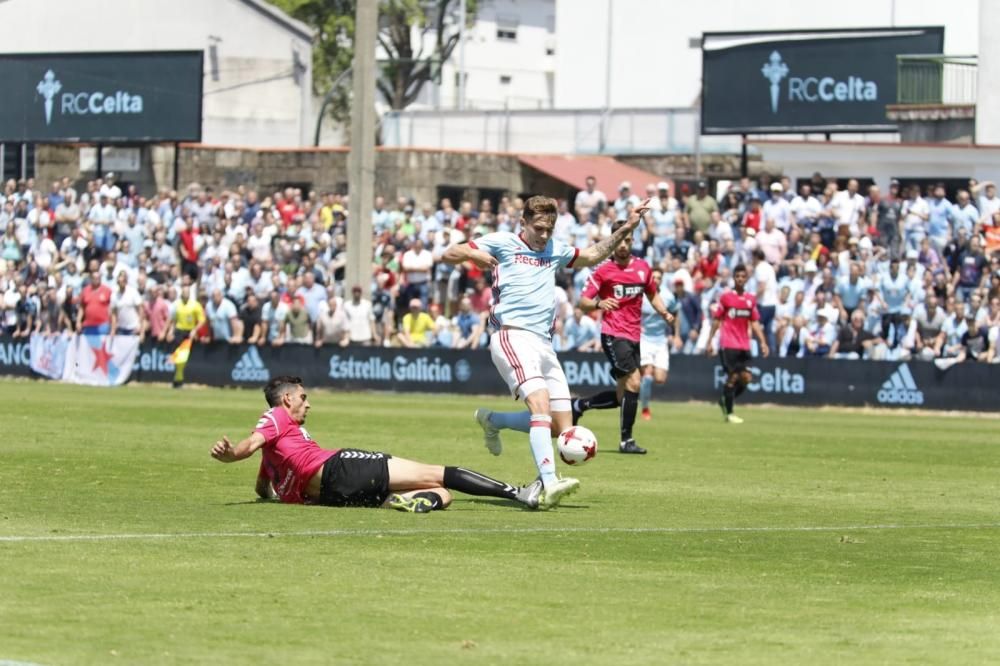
[557,426,598,465]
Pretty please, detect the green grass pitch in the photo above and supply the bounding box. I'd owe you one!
[1,379,999,665]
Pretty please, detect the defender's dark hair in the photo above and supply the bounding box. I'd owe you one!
[264,375,303,407]
[733,264,748,275]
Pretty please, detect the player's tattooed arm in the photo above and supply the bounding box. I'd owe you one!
[576,198,651,267]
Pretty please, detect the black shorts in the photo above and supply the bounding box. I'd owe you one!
[601,334,641,379]
[720,348,751,375]
[318,449,392,507]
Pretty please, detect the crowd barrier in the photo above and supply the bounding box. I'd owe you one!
[0,335,996,412]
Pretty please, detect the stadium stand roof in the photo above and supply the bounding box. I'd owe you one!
[517,154,670,193]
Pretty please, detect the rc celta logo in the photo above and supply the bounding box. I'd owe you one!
[761,51,789,113]
[761,50,878,114]
[36,70,61,125]
[35,69,144,126]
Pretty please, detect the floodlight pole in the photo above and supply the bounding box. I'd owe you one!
[345,0,378,296]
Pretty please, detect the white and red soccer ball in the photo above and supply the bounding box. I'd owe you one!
[557,426,598,465]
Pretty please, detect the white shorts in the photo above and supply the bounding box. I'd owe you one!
[640,336,670,371]
[490,328,571,411]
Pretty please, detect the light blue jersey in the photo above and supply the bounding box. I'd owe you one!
[470,231,579,338]
[641,289,676,344]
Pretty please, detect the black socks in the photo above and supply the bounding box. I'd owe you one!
[579,390,620,413]
[443,467,517,500]
[620,390,639,441]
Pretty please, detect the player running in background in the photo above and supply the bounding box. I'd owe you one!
[706,264,770,424]
[638,268,678,420]
[211,376,541,512]
[571,221,675,454]
[443,196,648,506]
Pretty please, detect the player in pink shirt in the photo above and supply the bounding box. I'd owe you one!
[211,376,541,512]
[706,265,770,424]
[574,219,675,454]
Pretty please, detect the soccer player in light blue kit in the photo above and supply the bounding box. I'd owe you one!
[443,195,648,509]
[638,268,679,420]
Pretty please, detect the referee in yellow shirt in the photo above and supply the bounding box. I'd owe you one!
[167,285,207,388]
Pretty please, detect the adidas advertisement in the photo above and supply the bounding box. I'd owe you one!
[876,364,924,406]
[7,336,996,412]
[232,347,270,383]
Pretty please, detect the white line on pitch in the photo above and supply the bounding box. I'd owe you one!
[2,523,1000,543]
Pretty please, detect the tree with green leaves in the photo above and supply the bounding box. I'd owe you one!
[269,0,475,118]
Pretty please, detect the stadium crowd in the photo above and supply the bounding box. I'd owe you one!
[1,171,999,365]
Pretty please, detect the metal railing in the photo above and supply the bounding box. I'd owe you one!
[897,55,977,105]
[380,107,742,154]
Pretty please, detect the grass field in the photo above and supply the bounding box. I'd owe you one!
[2,379,999,665]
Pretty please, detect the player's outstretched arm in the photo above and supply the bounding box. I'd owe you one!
[576,198,651,267]
[211,432,266,463]
[442,242,498,270]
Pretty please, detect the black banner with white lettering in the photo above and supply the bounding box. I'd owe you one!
[701,27,944,134]
[1,336,996,412]
[0,51,203,142]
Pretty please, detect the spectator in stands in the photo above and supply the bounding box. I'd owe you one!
[315,294,349,347]
[397,298,435,348]
[686,181,718,235]
[110,270,146,339]
[452,296,485,350]
[762,182,791,232]
[832,309,883,360]
[613,182,640,220]
[282,296,312,345]
[77,266,112,335]
[206,289,241,344]
[343,285,376,346]
[400,238,433,309]
[239,292,264,346]
[563,306,600,352]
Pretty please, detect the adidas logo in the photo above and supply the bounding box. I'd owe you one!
[876,363,923,405]
[231,347,270,382]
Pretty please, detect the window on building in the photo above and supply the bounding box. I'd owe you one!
[1,143,35,181]
[499,75,512,85]
[496,17,518,41]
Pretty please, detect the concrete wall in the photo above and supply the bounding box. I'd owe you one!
[37,145,529,206]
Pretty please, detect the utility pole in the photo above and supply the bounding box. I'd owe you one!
[457,0,467,110]
[346,0,378,295]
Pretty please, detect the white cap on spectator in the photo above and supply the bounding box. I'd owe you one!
[858,237,873,251]
[619,181,631,191]
[770,182,783,192]
[804,260,818,273]
[657,181,670,191]
[906,248,918,260]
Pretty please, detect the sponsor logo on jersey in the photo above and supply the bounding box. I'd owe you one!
[232,347,270,382]
[612,284,645,299]
[514,254,552,268]
[727,307,752,319]
[876,363,923,405]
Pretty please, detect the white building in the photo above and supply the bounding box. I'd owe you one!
[0,0,314,148]
[408,0,556,110]
[553,0,980,110]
